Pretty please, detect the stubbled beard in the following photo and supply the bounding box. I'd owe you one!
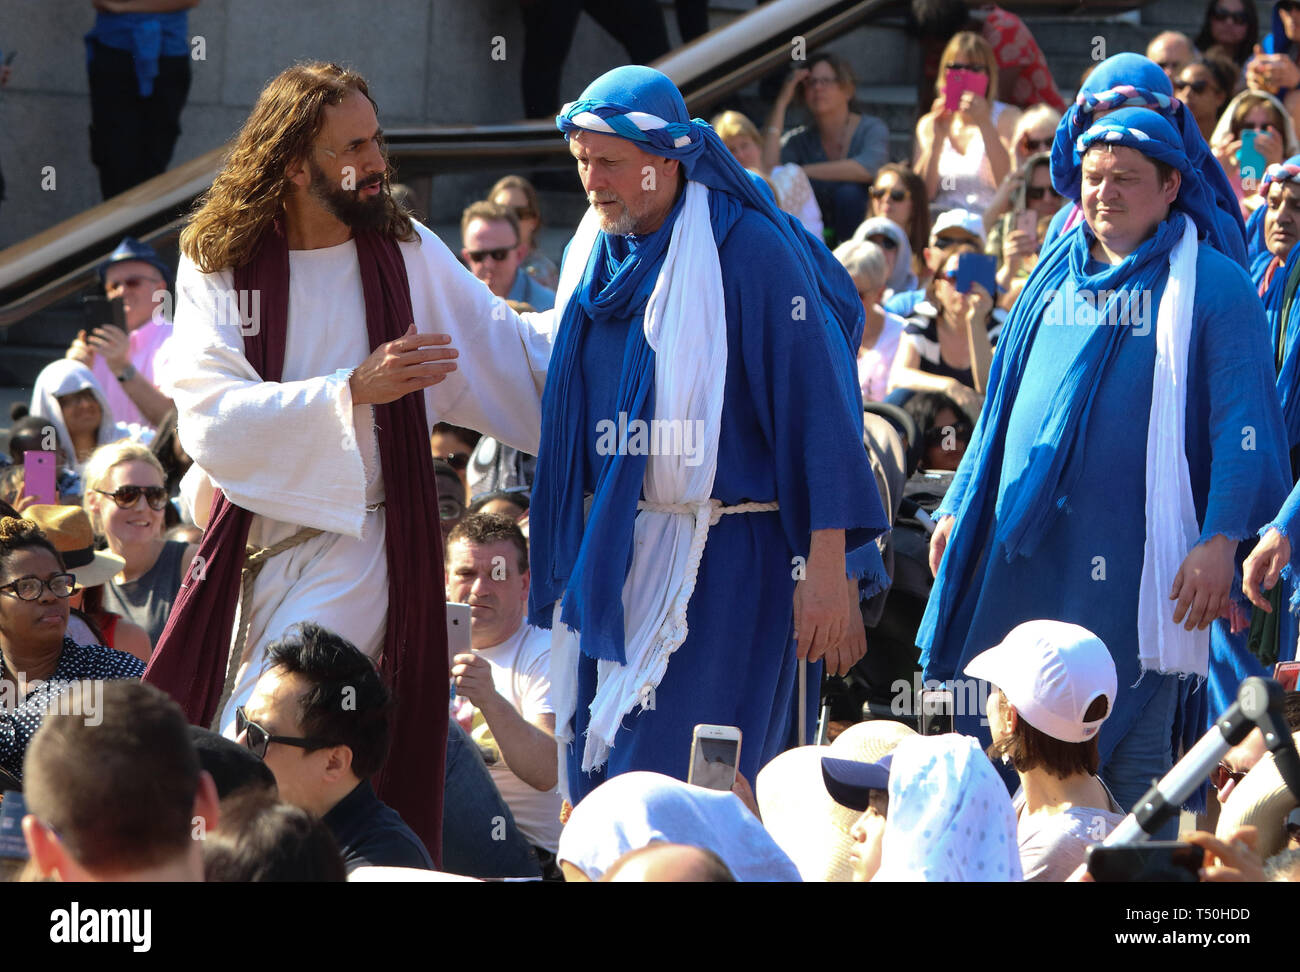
[308,159,389,230]
[591,193,639,235]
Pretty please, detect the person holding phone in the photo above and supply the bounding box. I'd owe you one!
[887,242,995,419]
[922,107,1292,829]
[762,52,890,244]
[989,155,1062,308]
[1210,90,1298,217]
[981,105,1062,232]
[66,236,177,433]
[965,620,1127,882]
[914,32,1020,219]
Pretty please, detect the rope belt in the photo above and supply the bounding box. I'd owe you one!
[636,498,779,524]
[210,501,385,729]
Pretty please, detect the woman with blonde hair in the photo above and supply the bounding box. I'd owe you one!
[914,32,1021,218]
[1211,89,1300,217]
[83,439,197,647]
[487,175,559,290]
[712,109,823,235]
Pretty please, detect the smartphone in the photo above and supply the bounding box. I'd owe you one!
[0,791,27,861]
[1085,842,1201,882]
[1240,130,1267,190]
[918,688,953,736]
[81,294,126,331]
[445,602,471,667]
[943,68,989,112]
[954,252,997,297]
[23,451,57,506]
[688,724,741,791]
[1274,660,1300,692]
[1015,208,1038,237]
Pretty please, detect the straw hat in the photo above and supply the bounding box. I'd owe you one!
[757,719,917,882]
[1215,733,1300,860]
[21,505,125,589]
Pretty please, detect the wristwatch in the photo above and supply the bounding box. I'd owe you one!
[116,365,137,383]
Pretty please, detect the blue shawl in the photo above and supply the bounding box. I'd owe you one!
[527,65,881,663]
[923,108,1210,665]
[1256,156,1300,453]
[1048,53,1248,268]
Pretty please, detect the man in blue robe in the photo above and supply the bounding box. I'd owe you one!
[922,107,1291,831]
[527,66,888,804]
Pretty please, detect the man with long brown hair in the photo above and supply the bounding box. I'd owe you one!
[142,62,551,864]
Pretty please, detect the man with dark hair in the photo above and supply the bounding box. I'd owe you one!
[22,680,219,881]
[238,622,434,872]
[447,512,562,859]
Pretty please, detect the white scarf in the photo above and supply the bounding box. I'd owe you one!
[1137,213,1207,676]
[548,180,728,791]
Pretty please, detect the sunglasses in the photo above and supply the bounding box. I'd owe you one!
[94,485,169,511]
[867,234,899,251]
[1240,122,1274,133]
[1208,762,1247,792]
[1211,6,1248,23]
[0,573,76,601]
[924,421,973,445]
[932,234,973,249]
[1025,185,1059,201]
[511,206,538,222]
[1021,136,1052,152]
[438,452,471,471]
[106,275,164,293]
[1174,78,1215,95]
[802,76,840,88]
[870,187,909,202]
[236,706,334,760]
[944,62,987,73]
[465,247,514,264]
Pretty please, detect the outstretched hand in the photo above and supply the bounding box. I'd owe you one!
[349,324,458,406]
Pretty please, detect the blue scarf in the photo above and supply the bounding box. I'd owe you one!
[922,109,1196,673]
[527,65,875,663]
[1049,53,1248,268]
[1254,161,1300,453]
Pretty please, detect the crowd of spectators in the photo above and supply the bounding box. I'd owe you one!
[5,0,1300,889]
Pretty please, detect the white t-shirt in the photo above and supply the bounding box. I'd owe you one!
[469,623,562,853]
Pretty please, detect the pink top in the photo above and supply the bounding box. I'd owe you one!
[90,318,175,429]
[857,309,905,403]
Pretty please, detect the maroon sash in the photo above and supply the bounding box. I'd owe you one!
[144,224,447,864]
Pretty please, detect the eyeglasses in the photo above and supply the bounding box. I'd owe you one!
[802,76,840,88]
[1211,6,1248,24]
[1025,185,1059,201]
[1240,122,1274,132]
[438,452,471,471]
[867,234,899,251]
[1208,762,1247,791]
[105,275,164,293]
[1174,78,1214,95]
[465,248,514,264]
[0,573,76,601]
[236,706,334,760]
[511,206,538,222]
[870,187,909,202]
[944,62,987,73]
[1021,136,1052,151]
[93,485,169,511]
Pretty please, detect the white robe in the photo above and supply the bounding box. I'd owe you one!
[165,221,553,735]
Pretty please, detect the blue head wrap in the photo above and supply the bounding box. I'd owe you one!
[1252,154,1300,452]
[531,65,886,663]
[1047,53,1247,267]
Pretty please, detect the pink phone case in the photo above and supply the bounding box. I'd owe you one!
[23,451,57,506]
[944,69,989,112]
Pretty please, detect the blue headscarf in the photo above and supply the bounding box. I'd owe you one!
[1255,155,1300,453]
[527,65,884,662]
[1047,53,1248,267]
[920,108,1209,674]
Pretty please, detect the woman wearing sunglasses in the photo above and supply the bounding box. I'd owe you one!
[1210,89,1300,217]
[1196,0,1258,70]
[0,513,145,781]
[865,163,929,259]
[1175,56,1235,139]
[488,175,559,292]
[981,104,1062,233]
[83,440,197,648]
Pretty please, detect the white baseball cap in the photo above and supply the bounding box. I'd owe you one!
[964,620,1117,743]
[930,208,986,245]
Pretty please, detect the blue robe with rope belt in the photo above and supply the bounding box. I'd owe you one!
[551,192,887,801]
[919,222,1290,810]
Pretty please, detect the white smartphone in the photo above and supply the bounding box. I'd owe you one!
[688,724,742,791]
[918,688,954,736]
[445,602,471,667]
